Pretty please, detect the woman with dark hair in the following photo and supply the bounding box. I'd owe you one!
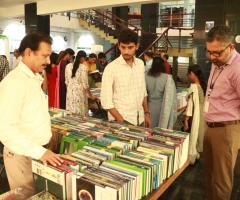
[46,52,58,107]
[65,50,97,116]
[146,56,177,128]
[184,64,207,164]
[56,48,75,109]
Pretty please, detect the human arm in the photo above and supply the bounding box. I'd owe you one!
[100,65,124,123]
[40,149,63,166]
[184,91,194,131]
[142,96,151,128]
[108,108,124,123]
[85,88,98,100]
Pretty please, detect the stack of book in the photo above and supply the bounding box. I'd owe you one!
[32,158,82,200]
[38,109,190,200]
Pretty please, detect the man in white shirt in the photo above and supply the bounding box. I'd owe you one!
[101,29,151,127]
[0,32,63,198]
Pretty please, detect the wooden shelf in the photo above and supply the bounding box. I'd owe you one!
[144,161,190,200]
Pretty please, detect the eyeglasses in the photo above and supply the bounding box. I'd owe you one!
[206,44,231,57]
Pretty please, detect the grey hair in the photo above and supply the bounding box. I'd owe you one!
[206,26,234,43]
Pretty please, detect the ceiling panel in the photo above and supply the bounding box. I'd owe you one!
[0,0,44,8]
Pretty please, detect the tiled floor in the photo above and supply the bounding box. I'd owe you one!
[160,153,240,200]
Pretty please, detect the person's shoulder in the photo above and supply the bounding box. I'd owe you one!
[66,63,73,70]
[80,63,88,71]
[135,57,145,71]
[135,57,144,65]
[103,58,118,72]
[66,62,73,67]
[0,69,26,90]
[229,53,240,76]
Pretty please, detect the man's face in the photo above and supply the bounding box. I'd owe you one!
[98,57,106,64]
[206,40,233,66]
[118,42,138,61]
[28,42,51,73]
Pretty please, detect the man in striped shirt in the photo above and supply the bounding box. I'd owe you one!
[101,29,151,127]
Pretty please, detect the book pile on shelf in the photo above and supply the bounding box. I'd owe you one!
[30,108,189,200]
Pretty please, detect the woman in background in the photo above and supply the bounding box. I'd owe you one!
[45,52,58,107]
[146,56,177,129]
[56,48,75,109]
[65,50,97,116]
[184,64,207,164]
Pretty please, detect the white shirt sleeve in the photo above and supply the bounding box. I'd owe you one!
[0,79,47,159]
[100,65,114,109]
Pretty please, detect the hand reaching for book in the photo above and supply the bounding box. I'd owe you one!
[40,150,63,166]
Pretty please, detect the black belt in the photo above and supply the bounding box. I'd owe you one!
[207,120,240,128]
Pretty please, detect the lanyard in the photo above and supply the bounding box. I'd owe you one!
[210,67,225,89]
[208,66,224,97]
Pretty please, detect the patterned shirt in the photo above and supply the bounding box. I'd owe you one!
[101,55,147,125]
[0,55,10,81]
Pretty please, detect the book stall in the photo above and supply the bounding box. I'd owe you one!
[0,105,190,200]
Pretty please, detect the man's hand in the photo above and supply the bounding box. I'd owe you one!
[91,95,98,101]
[184,119,189,132]
[144,113,151,128]
[40,150,63,166]
[116,115,124,123]
[108,108,124,123]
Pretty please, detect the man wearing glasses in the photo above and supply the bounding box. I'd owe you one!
[204,26,240,200]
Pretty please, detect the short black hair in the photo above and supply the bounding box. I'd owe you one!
[18,32,52,54]
[144,50,154,58]
[206,26,234,43]
[98,52,106,59]
[89,53,97,58]
[188,64,207,94]
[118,29,138,45]
[148,56,166,77]
[64,48,75,56]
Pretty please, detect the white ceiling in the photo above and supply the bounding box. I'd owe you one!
[0,0,44,8]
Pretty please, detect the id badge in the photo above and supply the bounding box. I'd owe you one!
[204,100,209,113]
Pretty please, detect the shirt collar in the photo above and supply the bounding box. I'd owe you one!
[119,55,137,67]
[18,61,43,82]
